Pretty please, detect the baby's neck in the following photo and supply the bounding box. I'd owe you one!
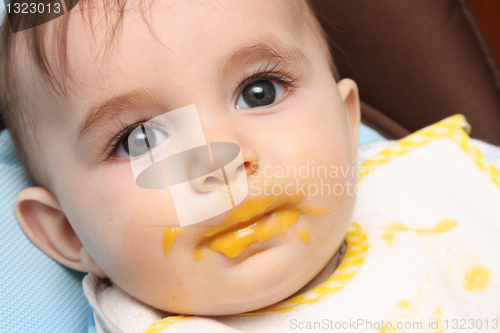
[289,241,346,298]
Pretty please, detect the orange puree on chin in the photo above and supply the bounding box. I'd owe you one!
[294,230,310,243]
[194,194,331,259]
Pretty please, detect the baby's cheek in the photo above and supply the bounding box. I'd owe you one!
[120,196,177,260]
[104,197,185,299]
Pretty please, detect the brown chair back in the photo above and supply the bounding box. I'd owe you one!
[312,0,500,144]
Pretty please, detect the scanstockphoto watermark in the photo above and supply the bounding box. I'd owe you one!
[290,318,500,331]
[248,161,378,199]
[250,178,365,199]
[290,318,425,331]
[2,0,80,33]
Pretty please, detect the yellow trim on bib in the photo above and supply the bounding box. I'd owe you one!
[358,114,500,187]
[143,315,192,333]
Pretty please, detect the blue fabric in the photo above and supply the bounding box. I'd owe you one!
[358,123,387,145]
[0,4,5,24]
[88,307,97,333]
[0,130,88,333]
[0,124,385,333]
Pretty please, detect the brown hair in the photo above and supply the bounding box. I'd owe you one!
[0,0,150,186]
[0,0,338,187]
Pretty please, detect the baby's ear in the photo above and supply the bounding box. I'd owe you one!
[14,187,107,278]
[337,78,361,161]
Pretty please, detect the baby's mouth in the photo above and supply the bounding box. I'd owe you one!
[194,193,330,259]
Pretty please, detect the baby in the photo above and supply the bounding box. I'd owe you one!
[2,0,358,321]
[2,0,500,332]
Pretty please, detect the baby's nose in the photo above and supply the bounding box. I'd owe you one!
[189,142,246,194]
[190,172,227,193]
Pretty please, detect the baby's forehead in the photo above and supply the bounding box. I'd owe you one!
[61,0,313,73]
[16,0,321,137]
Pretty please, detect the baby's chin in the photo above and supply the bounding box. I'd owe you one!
[162,238,330,316]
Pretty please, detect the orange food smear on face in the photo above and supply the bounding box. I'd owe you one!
[294,230,310,243]
[205,208,300,258]
[194,193,331,259]
[163,227,182,259]
[225,195,280,224]
[197,196,280,240]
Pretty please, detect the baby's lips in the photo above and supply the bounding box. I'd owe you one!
[196,192,305,241]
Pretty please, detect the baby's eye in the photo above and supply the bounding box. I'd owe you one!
[115,126,169,158]
[236,80,286,109]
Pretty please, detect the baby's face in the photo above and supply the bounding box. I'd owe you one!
[22,0,359,315]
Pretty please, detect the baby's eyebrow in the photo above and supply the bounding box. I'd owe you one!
[219,38,309,77]
[77,88,160,143]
